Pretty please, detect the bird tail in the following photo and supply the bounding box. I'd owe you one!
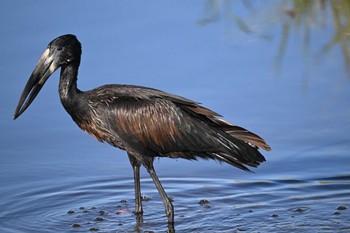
[170,103,271,171]
[181,104,270,151]
[212,118,271,150]
[208,119,271,172]
[210,134,265,172]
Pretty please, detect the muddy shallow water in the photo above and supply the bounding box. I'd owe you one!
[1,174,349,232]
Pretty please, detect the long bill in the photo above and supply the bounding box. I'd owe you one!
[13,48,58,120]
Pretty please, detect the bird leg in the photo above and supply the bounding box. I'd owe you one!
[127,153,143,215]
[143,158,174,223]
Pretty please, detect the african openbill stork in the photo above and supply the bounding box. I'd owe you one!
[14,34,270,224]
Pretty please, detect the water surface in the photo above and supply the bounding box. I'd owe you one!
[1,1,349,232]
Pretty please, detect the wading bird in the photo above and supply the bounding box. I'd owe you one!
[14,34,270,224]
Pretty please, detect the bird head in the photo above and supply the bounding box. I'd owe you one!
[13,34,81,119]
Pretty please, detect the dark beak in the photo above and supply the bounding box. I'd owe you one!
[14,48,59,120]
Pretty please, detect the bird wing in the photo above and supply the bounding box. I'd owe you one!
[105,95,220,154]
[91,85,268,171]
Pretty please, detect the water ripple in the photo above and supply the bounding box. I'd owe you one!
[0,174,349,232]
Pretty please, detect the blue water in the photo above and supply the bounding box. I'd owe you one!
[1,1,349,232]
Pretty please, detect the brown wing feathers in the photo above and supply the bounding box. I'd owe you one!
[100,85,270,171]
[181,104,271,151]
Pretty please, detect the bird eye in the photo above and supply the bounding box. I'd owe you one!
[57,46,63,51]
[61,57,73,66]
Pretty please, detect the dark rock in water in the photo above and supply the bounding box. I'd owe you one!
[120,199,127,203]
[141,195,151,201]
[287,206,310,214]
[72,223,81,228]
[198,199,209,205]
[94,217,104,222]
[89,227,99,231]
[271,214,279,218]
[336,205,347,210]
[67,210,75,214]
[116,210,123,215]
[98,210,106,215]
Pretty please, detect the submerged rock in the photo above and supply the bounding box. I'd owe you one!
[336,205,347,210]
[198,199,209,205]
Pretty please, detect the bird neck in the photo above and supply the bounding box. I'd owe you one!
[59,64,81,114]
